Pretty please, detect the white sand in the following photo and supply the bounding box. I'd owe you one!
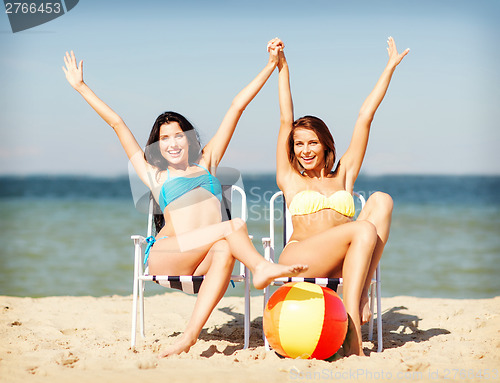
[1,293,499,382]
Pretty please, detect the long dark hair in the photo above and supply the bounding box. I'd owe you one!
[144,111,202,232]
[287,115,336,175]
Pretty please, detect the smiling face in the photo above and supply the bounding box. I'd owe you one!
[158,122,190,167]
[287,116,336,175]
[293,128,326,172]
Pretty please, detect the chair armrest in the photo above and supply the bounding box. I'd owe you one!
[262,237,274,262]
[131,235,146,246]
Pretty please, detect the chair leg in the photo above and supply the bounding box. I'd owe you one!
[131,251,139,348]
[263,285,271,351]
[376,266,383,352]
[264,335,270,351]
[139,279,145,339]
[138,257,145,339]
[131,280,138,347]
[368,282,375,341]
[261,239,273,350]
[244,266,250,349]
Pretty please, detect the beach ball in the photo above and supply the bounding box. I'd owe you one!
[263,282,348,359]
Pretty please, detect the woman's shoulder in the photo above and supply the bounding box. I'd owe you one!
[145,166,167,187]
[279,172,310,200]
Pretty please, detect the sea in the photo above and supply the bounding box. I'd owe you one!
[0,174,499,299]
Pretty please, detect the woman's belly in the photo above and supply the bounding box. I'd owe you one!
[159,188,222,237]
[289,208,352,241]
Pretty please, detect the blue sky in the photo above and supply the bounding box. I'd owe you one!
[1,0,499,175]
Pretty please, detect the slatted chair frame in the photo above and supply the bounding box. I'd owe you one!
[130,185,251,348]
[261,191,383,353]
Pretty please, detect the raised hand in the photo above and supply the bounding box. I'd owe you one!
[386,36,409,68]
[267,37,284,67]
[62,51,84,90]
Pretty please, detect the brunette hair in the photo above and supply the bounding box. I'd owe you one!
[144,111,201,170]
[287,115,336,174]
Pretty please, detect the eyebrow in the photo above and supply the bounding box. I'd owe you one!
[294,139,318,143]
[160,132,184,138]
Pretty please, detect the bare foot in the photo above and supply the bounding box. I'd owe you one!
[360,296,372,325]
[252,261,308,290]
[342,314,365,357]
[159,335,196,358]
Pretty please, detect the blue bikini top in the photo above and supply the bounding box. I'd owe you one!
[159,163,222,212]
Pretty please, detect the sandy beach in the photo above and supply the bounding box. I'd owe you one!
[1,293,499,383]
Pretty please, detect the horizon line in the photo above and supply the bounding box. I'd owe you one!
[0,172,499,179]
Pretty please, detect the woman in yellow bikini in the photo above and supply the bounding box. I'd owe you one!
[63,38,307,358]
[274,37,409,356]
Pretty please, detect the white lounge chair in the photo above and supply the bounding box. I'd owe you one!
[130,184,251,349]
[262,191,383,353]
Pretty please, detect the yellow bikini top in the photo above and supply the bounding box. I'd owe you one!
[288,190,355,217]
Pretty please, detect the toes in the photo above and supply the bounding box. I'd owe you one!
[291,264,308,273]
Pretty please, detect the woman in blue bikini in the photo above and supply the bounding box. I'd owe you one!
[62,38,307,358]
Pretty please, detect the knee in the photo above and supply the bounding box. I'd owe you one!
[230,217,247,232]
[355,220,378,247]
[212,239,231,254]
[222,217,247,237]
[211,240,234,265]
[369,192,393,215]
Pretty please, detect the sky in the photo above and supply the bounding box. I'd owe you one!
[1,0,499,176]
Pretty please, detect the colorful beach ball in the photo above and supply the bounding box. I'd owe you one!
[263,282,348,359]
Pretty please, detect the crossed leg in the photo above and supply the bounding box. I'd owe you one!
[149,218,308,289]
[147,218,308,357]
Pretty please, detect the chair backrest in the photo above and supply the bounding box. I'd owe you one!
[270,191,366,251]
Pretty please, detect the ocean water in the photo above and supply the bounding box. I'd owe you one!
[0,175,499,299]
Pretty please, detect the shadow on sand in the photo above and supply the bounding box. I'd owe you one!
[194,304,450,358]
[362,305,450,355]
[196,306,264,357]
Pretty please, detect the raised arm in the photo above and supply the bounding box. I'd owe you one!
[340,37,409,184]
[202,39,282,170]
[276,45,295,188]
[62,51,151,184]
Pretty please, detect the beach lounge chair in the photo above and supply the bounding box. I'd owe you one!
[261,191,383,353]
[130,184,251,349]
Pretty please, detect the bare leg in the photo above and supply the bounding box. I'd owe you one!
[159,240,235,358]
[279,220,377,356]
[356,192,393,324]
[147,219,308,358]
[221,219,308,289]
[338,221,377,356]
[150,218,308,289]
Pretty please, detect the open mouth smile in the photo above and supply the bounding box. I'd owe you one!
[168,149,182,158]
[301,155,316,164]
